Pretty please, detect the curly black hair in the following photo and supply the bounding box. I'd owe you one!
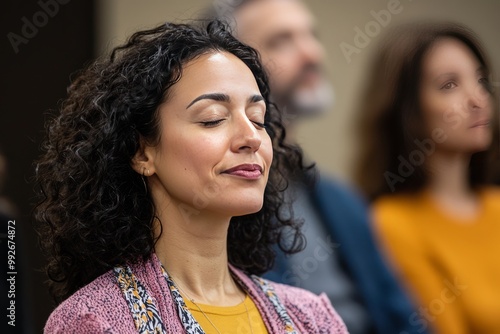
[34,20,309,304]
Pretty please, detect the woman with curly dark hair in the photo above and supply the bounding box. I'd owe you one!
[355,22,500,334]
[35,21,347,333]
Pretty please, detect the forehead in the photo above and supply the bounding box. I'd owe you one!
[234,0,314,41]
[166,51,261,101]
[423,38,481,75]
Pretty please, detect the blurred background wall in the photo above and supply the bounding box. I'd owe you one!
[2,1,499,332]
[97,0,500,181]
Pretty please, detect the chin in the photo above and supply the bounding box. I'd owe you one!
[237,203,265,216]
[225,198,264,217]
[469,136,493,152]
[469,145,491,154]
[292,84,333,115]
[463,142,491,154]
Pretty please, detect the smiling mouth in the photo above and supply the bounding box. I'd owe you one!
[222,164,263,179]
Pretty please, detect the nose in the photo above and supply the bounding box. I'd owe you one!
[297,33,325,65]
[468,81,490,111]
[231,114,262,153]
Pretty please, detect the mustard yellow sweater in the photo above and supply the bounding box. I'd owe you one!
[372,187,500,334]
[185,295,268,333]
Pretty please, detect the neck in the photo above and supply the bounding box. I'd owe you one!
[425,149,480,218]
[150,181,243,306]
[426,150,471,197]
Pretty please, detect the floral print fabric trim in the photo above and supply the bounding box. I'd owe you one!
[159,265,206,334]
[251,275,298,334]
[114,264,206,334]
[113,265,166,334]
[114,263,298,334]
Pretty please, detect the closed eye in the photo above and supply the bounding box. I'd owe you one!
[200,119,224,127]
[252,121,266,129]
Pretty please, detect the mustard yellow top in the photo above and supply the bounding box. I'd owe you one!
[184,294,269,334]
[372,187,500,334]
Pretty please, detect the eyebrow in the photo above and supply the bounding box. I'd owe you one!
[186,93,229,109]
[186,93,264,109]
[249,95,264,104]
[477,66,487,75]
[433,66,486,83]
[432,72,456,82]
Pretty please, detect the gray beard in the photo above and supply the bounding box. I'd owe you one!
[279,80,335,121]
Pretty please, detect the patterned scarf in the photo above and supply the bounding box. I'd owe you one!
[114,261,298,334]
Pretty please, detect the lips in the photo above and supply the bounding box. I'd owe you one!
[470,120,490,128]
[222,164,263,179]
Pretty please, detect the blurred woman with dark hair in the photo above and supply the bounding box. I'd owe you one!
[355,22,500,334]
[35,21,347,333]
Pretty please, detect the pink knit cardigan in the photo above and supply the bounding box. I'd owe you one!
[45,253,348,333]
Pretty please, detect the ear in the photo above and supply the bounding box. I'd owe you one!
[131,137,156,177]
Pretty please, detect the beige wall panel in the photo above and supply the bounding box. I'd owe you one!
[97,0,500,182]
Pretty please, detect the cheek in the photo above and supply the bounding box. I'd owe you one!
[483,97,494,118]
[261,134,274,167]
[421,91,464,133]
[180,135,226,172]
[159,133,219,177]
[264,54,298,88]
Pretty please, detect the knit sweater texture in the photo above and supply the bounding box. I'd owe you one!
[45,253,348,333]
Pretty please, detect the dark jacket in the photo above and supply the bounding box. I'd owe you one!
[266,175,429,334]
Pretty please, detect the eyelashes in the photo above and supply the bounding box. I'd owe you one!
[439,77,490,91]
[440,81,457,90]
[200,119,266,128]
[200,119,224,127]
[252,121,266,129]
[479,77,492,92]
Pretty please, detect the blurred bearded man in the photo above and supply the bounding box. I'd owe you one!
[203,1,426,333]
[232,0,334,121]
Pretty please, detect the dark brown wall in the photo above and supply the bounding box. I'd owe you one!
[1,1,95,332]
